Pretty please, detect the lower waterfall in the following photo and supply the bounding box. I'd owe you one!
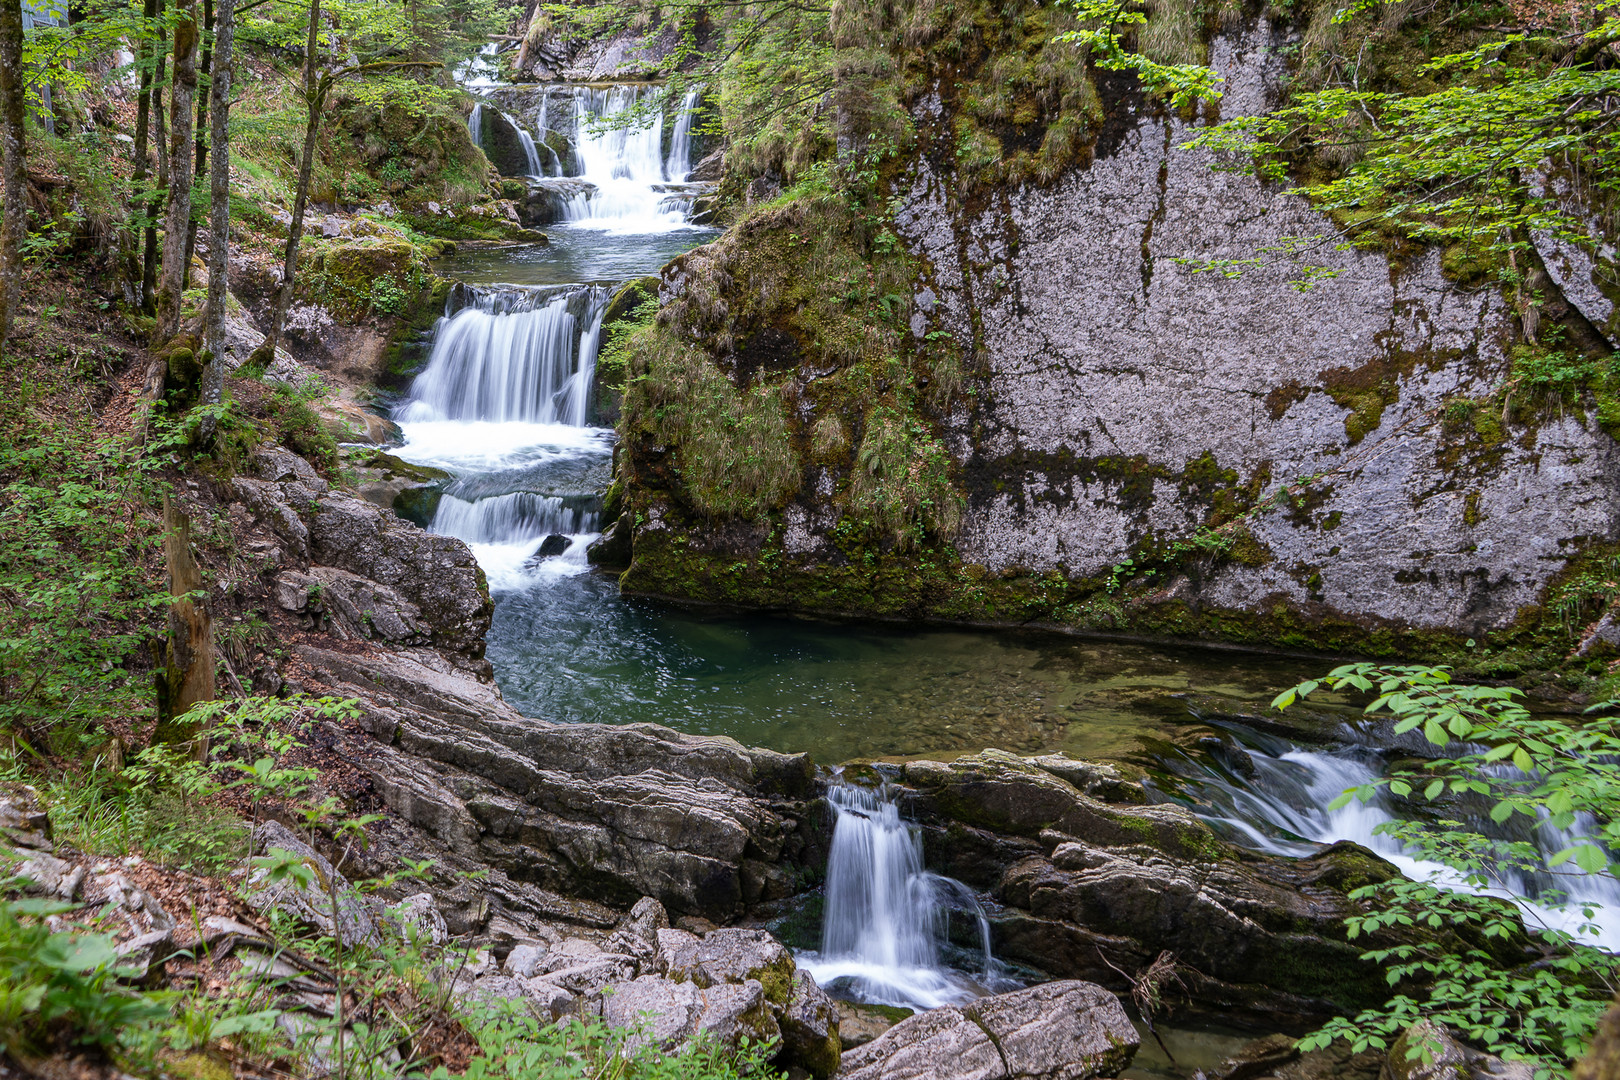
[798,783,1008,1011]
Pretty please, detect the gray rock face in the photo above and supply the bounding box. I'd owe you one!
[248,821,379,949]
[893,751,1410,1023]
[310,491,491,658]
[233,448,492,662]
[601,975,780,1056]
[887,25,1620,638]
[624,18,1620,650]
[300,642,815,922]
[836,981,1138,1080]
[657,927,794,990]
[778,971,841,1079]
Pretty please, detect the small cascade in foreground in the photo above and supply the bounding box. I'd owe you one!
[399,284,608,426]
[798,783,1005,1011]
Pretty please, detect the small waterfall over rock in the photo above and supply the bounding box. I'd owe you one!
[431,491,597,545]
[399,284,607,426]
[799,783,1005,1011]
[393,282,612,589]
[509,114,545,178]
[468,102,483,146]
[665,89,701,181]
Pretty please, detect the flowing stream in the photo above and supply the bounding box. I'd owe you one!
[393,65,1617,1055]
[798,782,1010,1010]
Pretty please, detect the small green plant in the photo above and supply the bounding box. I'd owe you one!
[0,891,169,1061]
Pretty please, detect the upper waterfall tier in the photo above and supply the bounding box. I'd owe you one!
[398,284,608,427]
[473,83,708,233]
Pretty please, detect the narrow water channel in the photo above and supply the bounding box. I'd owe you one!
[385,70,1619,1054]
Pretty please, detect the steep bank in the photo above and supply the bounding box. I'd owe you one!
[604,3,1620,672]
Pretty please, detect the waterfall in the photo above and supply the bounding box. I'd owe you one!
[398,285,608,426]
[431,491,597,544]
[1162,741,1620,949]
[468,102,483,146]
[561,85,698,233]
[533,95,563,176]
[798,783,1002,1010]
[506,111,545,178]
[665,89,701,181]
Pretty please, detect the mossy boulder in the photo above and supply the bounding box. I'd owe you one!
[306,237,433,323]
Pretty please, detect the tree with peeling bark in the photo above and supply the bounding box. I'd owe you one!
[154,0,201,343]
[0,0,24,352]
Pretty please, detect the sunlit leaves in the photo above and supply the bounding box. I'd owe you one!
[1054,0,1224,109]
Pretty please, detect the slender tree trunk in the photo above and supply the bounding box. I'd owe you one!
[154,0,200,343]
[199,0,234,441]
[184,0,213,289]
[152,493,215,741]
[141,2,169,314]
[255,0,320,362]
[0,0,26,351]
[126,0,161,300]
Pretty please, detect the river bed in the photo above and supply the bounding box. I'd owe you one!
[383,69,1617,1069]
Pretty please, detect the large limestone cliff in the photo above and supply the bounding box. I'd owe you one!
[605,14,1620,662]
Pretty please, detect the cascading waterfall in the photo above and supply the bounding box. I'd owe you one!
[393,283,611,588]
[532,96,563,176]
[1160,738,1620,949]
[399,285,607,426]
[664,89,701,181]
[431,491,598,545]
[798,783,1005,1010]
[468,102,483,146]
[562,85,697,232]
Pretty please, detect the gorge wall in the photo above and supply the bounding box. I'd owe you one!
[605,9,1620,663]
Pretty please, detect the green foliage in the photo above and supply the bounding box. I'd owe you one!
[1056,0,1225,108]
[0,360,163,745]
[624,336,801,520]
[1277,664,1620,1073]
[441,998,784,1080]
[1187,9,1620,289]
[39,696,355,873]
[0,892,170,1061]
[849,407,962,550]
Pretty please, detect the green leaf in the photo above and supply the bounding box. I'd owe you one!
[1512,747,1533,773]
[1489,800,1514,824]
[1424,780,1444,801]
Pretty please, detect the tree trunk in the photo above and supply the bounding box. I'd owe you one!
[152,494,215,742]
[199,0,234,441]
[126,0,161,301]
[0,0,26,351]
[184,0,213,290]
[154,0,200,344]
[141,3,169,316]
[255,0,321,363]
